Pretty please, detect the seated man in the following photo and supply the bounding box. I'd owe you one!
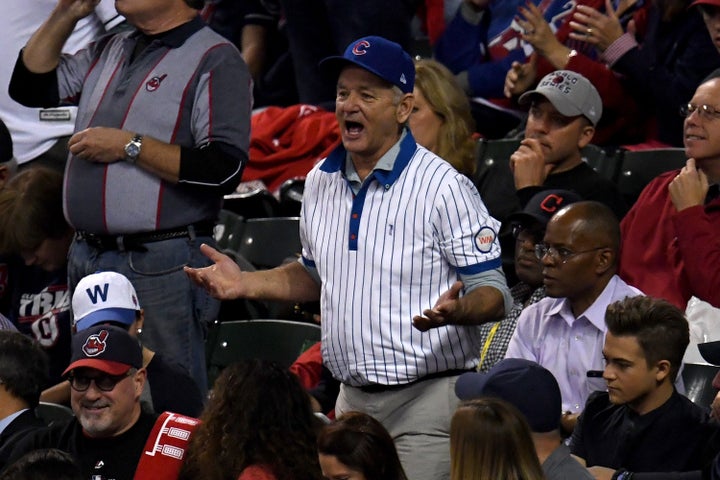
[619,73,720,310]
[41,271,204,417]
[508,70,627,219]
[570,296,718,476]
[505,201,642,432]
[456,358,593,479]
[0,331,49,449]
[1,325,198,479]
[478,188,581,371]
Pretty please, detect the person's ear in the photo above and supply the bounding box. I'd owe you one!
[0,165,10,189]
[577,124,595,149]
[654,359,672,383]
[594,247,614,275]
[396,93,414,124]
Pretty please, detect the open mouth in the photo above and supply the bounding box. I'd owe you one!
[343,120,364,138]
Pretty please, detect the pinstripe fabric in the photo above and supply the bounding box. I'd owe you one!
[301,132,503,386]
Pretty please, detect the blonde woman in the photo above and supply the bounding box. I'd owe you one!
[451,398,546,480]
[410,59,477,177]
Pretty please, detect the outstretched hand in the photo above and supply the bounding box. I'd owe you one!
[184,243,244,300]
[412,281,464,332]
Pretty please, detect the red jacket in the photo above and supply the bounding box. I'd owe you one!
[619,170,720,309]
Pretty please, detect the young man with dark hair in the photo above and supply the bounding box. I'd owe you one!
[0,331,49,449]
[570,296,718,478]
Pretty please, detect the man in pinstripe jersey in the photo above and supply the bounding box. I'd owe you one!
[186,36,512,480]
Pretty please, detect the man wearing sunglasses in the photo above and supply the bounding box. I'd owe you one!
[506,201,642,435]
[0,325,198,479]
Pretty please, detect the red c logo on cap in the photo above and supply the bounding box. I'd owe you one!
[352,40,370,56]
[540,194,565,213]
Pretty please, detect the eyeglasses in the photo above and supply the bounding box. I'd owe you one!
[534,244,606,264]
[680,103,720,121]
[511,223,545,243]
[67,370,133,392]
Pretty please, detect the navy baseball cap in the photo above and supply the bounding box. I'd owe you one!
[63,325,142,376]
[506,189,583,228]
[455,358,562,433]
[319,36,415,94]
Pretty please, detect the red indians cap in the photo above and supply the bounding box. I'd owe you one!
[63,324,142,376]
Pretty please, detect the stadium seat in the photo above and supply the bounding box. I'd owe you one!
[214,209,244,251]
[233,216,302,270]
[36,401,74,426]
[615,148,687,205]
[681,363,720,410]
[223,187,280,218]
[581,144,621,181]
[205,319,322,388]
[278,177,305,216]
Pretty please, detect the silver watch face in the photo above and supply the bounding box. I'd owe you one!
[125,142,140,158]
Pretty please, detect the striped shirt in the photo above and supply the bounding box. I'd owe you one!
[57,17,251,234]
[301,131,504,386]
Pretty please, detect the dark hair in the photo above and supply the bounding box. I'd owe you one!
[605,296,689,382]
[0,449,81,480]
[0,167,69,254]
[0,331,49,408]
[179,359,321,480]
[317,411,408,480]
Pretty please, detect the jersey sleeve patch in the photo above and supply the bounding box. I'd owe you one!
[474,226,497,253]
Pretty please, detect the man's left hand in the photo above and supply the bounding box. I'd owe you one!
[68,127,129,163]
[412,281,464,331]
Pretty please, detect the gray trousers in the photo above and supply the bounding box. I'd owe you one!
[336,375,461,480]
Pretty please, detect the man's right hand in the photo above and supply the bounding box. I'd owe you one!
[510,138,553,189]
[184,243,244,300]
[58,0,101,21]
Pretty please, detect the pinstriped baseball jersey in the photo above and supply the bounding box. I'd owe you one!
[301,131,503,386]
[58,18,251,234]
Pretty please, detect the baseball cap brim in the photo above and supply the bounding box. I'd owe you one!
[505,211,548,228]
[455,371,492,400]
[699,341,720,366]
[75,308,136,332]
[518,90,584,118]
[62,359,132,377]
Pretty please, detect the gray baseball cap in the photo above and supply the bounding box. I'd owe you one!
[519,70,602,126]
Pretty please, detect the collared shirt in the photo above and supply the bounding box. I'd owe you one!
[301,130,509,386]
[505,275,642,413]
[0,410,28,436]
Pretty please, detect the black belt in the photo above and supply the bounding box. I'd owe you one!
[76,221,215,252]
[356,369,473,394]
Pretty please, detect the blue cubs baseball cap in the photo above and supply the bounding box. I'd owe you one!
[319,36,415,94]
[455,358,562,433]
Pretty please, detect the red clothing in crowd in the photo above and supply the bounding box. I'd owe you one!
[619,170,720,309]
[243,104,340,194]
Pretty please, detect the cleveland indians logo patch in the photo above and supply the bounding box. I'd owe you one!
[146,74,167,92]
[83,329,109,356]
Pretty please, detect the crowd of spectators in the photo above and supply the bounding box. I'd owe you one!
[2,0,720,479]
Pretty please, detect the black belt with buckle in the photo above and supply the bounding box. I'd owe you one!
[356,369,473,394]
[76,221,215,252]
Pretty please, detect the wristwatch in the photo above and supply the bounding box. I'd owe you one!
[124,134,143,164]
